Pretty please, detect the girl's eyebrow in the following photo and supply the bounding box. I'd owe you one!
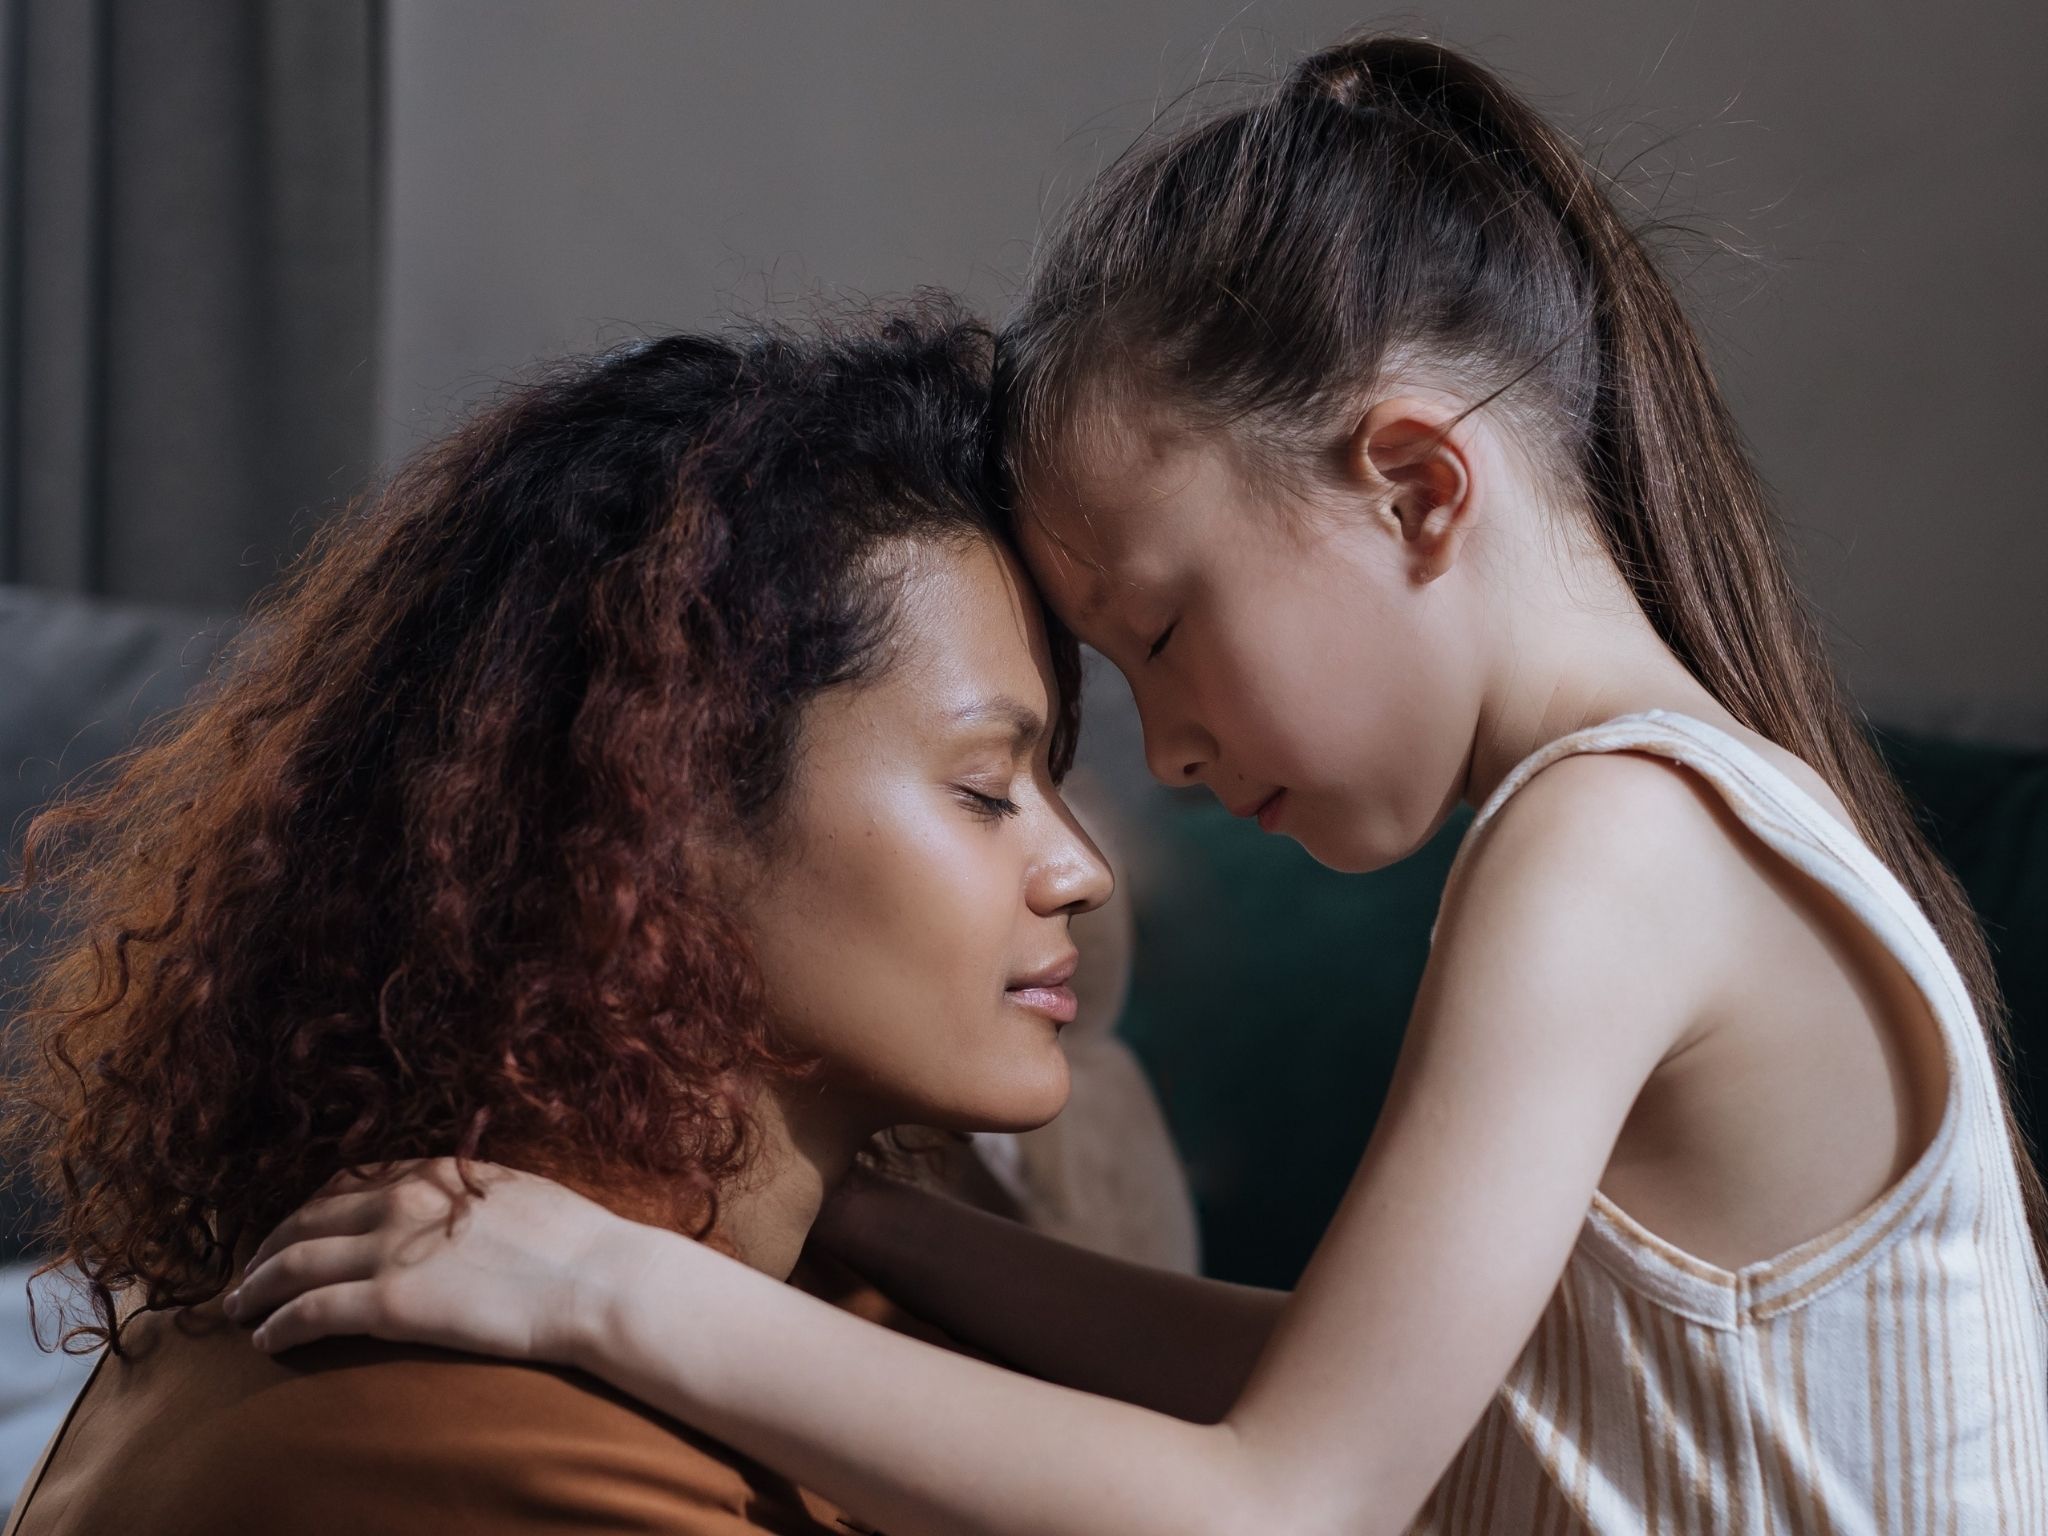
[1054,556,1137,626]
[1078,571,1151,629]
[1023,509,1119,623]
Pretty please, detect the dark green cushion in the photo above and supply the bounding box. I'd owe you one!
[1116,732,2047,1288]
[1115,798,1470,1289]
[1878,730,2048,1149]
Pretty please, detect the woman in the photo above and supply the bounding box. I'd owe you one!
[0,305,1110,1535]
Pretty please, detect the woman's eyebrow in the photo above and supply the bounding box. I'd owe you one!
[947,696,1047,752]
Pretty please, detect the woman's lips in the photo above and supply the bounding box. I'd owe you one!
[1254,789,1286,831]
[1005,984,1079,1025]
[1008,950,1079,1025]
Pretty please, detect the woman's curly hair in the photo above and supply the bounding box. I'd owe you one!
[1,300,1080,1351]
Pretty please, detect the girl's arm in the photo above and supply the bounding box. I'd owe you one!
[235,760,1714,1536]
[813,1174,1283,1422]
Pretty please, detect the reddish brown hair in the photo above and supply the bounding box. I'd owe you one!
[998,34,2047,1268]
[3,302,1079,1349]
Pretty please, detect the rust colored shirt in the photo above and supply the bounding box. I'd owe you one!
[3,1299,870,1536]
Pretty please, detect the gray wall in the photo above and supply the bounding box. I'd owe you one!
[380,0,2047,743]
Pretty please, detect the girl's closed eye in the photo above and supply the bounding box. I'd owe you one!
[1146,619,1179,661]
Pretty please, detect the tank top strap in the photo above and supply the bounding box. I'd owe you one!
[1444,709,1982,1069]
[1440,709,2018,1323]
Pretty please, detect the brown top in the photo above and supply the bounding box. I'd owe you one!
[3,1299,866,1536]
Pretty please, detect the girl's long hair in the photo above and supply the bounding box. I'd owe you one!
[999,33,2048,1271]
[2,302,1080,1350]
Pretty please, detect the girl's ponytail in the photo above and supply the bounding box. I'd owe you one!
[1007,33,2048,1271]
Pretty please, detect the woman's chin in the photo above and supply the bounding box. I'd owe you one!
[975,1101,1067,1136]
[927,1058,1072,1136]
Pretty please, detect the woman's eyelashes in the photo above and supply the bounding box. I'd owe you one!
[1146,618,1180,662]
[956,784,1023,822]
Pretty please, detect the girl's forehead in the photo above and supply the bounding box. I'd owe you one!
[1014,404,1236,618]
[1022,414,1188,553]
[1014,501,1118,622]
[1029,408,1228,531]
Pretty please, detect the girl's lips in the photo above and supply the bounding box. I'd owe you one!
[1005,984,1079,1025]
[1255,789,1287,832]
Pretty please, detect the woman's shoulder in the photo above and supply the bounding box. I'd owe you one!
[11,1303,842,1536]
[235,1333,842,1530]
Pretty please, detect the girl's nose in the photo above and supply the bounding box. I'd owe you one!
[1139,706,1212,789]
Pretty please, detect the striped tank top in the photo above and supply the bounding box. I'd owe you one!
[1410,710,2048,1534]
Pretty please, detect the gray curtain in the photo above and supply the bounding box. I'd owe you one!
[0,0,381,1260]
[0,0,381,611]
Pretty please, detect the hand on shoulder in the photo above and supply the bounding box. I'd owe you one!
[226,1159,653,1368]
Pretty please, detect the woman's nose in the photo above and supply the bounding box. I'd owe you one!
[1033,810,1115,918]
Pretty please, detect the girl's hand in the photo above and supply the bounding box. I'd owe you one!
[225,1158,636,1365]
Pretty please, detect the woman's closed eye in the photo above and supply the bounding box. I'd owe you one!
[1146,619,1179,662]
[956,784,1022,821]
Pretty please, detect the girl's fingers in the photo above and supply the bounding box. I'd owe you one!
[245,1159,473,1275]
[248,1280,386,1355]
[244,1190,391,1277]
[311,1160,427,1202]
[243,1158,495,1289]
[228,1233,382,1324]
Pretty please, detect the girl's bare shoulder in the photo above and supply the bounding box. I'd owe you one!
[1430,749,1765,1042]
[1452,748,1760,918]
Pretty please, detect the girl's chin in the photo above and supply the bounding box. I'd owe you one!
[1298,808,1444,875]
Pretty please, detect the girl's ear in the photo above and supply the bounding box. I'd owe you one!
[1343,398,1474,584]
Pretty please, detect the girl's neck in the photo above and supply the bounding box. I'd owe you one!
[1462,559,1739,808]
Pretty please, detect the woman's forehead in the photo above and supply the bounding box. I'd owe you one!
[788,544,1037,784]
[889,537,1051,690]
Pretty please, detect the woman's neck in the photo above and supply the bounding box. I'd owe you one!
[712,1085,874,1281]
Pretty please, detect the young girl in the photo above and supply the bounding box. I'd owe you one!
[230,33,2048,1533]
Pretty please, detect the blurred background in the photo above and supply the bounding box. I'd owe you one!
[2,0,2044,1296]
[7,0,2043,737]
